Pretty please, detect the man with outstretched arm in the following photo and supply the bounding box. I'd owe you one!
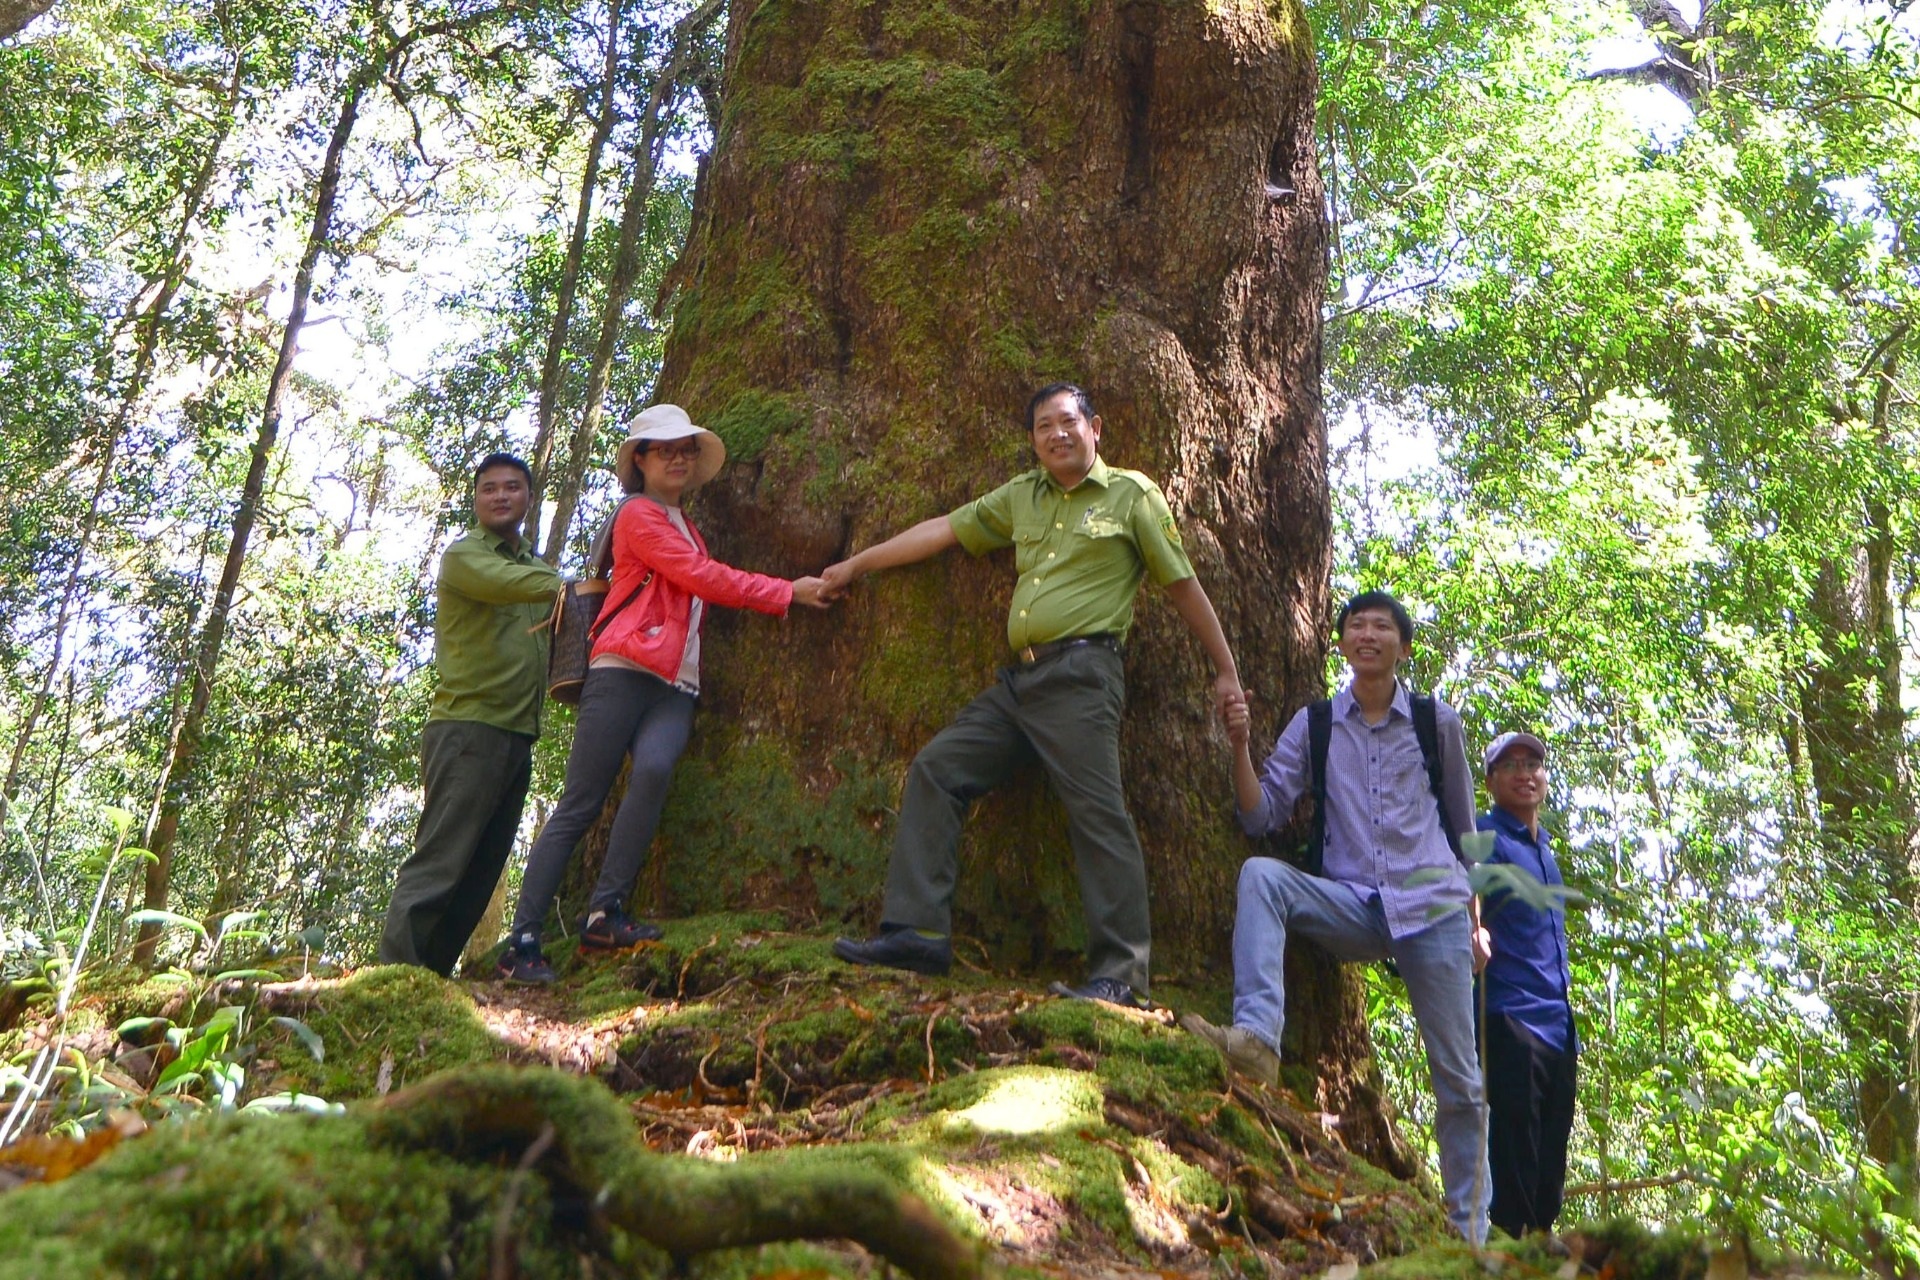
[1185,590,1490,1242]
[1477,730,1578,1241]
[378,453,561,976]
[823,382,1242,1010]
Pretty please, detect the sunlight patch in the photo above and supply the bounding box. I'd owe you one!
[938,1068,1101,1136]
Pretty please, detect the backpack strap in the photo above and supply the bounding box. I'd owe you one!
[1409,692,1462,860]
[584,494,642,580]
[585,494,651,640]
[1305,699,1332,876]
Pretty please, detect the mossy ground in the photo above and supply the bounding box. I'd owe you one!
[1,917,1845,1279]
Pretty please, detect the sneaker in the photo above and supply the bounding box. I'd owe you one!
[1178,1012,1280,1088]
[496,935,556,986]
[578,909,663,953]
[831,926,952,976]
[1049,976,1151,1010]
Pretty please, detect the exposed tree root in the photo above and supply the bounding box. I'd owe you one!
[370,1065,990,1280]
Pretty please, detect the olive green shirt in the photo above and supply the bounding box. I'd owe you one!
[429,527,561,738]
[948,457,1195,650]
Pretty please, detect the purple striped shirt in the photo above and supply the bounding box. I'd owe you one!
[1239,683,1478,939]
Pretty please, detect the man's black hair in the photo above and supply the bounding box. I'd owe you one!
[474,452,533,487]
[1026,382,1096,431]
[1335,590,1414,644]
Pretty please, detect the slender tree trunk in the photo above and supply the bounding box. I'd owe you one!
[540,0,723,563]
[524,0,625,555]
[570,0,1394,1168]
[0,57,243,833]
[135,63,376,965]
[1799,340,1920,1252]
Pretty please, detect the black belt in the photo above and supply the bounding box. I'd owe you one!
[1014,633,1120,666]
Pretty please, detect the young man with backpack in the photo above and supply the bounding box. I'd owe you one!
[1182,590,1490,1243]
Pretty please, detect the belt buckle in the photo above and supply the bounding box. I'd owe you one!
[1019,645,1037,665]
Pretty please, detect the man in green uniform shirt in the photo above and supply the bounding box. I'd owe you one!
[378,453,561,975]
[825,383,1243,1008]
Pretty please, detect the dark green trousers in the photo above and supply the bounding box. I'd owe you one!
[881,643,1151,993]
[378,719,534,975]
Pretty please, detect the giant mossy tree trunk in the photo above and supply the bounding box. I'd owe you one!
[577,0,1404,1168]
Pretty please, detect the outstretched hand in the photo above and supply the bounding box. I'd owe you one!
[1220,686,1251,748]
[791,577,834,610]
[818,560,859,602]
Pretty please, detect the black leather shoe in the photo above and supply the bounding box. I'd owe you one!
[1049,976,1150,1010]
[832,927,952,976]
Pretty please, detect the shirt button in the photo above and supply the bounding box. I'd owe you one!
[1055,522,1064,529]
[1047,552,1056,559]
[1032,578,1041,585]
[1019,609,1028,617]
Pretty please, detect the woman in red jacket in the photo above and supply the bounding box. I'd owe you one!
[497,405,830,983]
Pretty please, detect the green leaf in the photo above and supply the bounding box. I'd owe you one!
[127,909,208,940]
[270,1016,325,1064]
[115,1015,173,1043]
[211,968,281,984]
[244,1092,343,1115]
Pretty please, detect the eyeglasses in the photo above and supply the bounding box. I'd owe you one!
[643,442,702,462]
[1494,757,1546,775]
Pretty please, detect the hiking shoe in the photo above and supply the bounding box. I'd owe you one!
[1049,976,1151,1011]
[578,909,663,953]
[1179,1012,1280,1088]
[832,926,952,976]
[496,935,556,986]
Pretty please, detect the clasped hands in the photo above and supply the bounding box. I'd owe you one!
[788,559,858,610]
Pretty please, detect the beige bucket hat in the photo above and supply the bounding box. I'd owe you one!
[613,404,727,491]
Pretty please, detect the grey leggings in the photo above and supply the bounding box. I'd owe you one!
[510,666,695,938]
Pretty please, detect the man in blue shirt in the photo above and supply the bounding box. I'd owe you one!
[1476,730,1577,1239]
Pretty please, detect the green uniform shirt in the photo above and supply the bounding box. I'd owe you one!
[429,527,561,738]
[948,456,1195,651]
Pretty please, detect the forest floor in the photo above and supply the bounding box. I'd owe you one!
[0,912,1847,1280]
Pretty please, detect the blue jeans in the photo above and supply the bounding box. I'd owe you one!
[1231,857,1489,1242]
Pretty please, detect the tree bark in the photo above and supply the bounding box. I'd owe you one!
[523,0,625,556]
[565,0,1390,1162]
[0,0,52,41]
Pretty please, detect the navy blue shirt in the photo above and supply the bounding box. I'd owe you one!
[1476,805,1576,1053]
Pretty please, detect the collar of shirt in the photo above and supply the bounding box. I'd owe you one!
[1331,679,1411,726]
[1037,454,1112,496]
[475,525,531,559]
[1486,803,1552,853]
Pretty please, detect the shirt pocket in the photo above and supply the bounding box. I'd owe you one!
[1014,529,1047,574]
[1378,742,1440,839]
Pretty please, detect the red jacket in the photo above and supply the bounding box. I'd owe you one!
[590,497,792,681]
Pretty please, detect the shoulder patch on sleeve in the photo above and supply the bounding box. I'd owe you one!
[1160,510,1183,546]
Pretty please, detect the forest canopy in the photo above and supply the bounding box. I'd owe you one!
[1,0,1917,1274]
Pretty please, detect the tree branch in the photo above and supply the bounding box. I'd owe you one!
[372,1067,988,1280]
